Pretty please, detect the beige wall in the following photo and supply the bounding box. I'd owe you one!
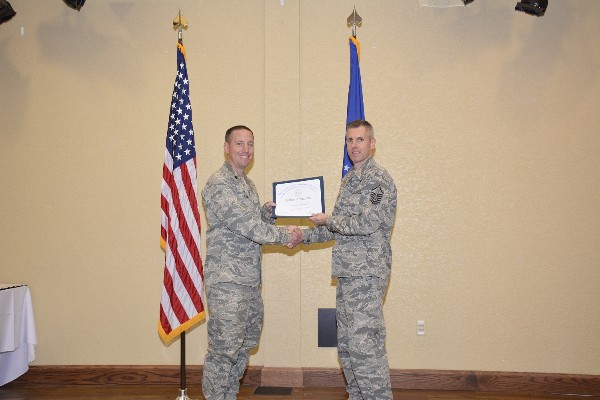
[1,0,599,375]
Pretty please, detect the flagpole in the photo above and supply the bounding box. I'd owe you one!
[343,7,365,178]
[172,12,193,400]
[347,6,362,38]
[176,331,190,400]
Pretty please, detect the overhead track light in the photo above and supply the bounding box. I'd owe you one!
[63,0,86,11]
[0,0,16,25]
[515,0,547,16]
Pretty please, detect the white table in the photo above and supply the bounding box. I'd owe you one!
[0,284,38,386]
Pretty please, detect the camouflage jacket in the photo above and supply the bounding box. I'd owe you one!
[303,157,397,279]
[202,162,291,287]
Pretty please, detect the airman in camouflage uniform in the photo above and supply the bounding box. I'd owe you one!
[303,120,397,400]
[201,126,300,400]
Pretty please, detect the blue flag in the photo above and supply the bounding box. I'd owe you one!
[342,36,365,178]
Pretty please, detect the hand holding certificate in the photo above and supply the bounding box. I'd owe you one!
[272,176,325,218]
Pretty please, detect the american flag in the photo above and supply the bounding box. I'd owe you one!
[159,43,205,342]
[342,36,365,178]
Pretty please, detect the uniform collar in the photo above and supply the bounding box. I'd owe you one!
[223,161,246,179]
[348,156,374,181]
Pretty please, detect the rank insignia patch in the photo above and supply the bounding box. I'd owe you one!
[370,186,384,204]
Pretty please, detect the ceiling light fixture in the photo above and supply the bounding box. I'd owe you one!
[515,0,547,16]
[0,0,16,24]
[63,0,86,11]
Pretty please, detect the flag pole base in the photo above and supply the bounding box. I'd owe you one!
[175,388,195,400]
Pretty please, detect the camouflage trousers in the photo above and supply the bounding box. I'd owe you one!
[337,276,392,400]
[202,283,264,400]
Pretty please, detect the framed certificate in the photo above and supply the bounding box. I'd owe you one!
[272,176,325,218]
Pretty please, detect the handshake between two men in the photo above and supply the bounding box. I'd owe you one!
[265,200,329,249]
[285,214,329,249]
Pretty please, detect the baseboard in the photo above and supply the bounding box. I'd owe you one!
[8,365,600,396]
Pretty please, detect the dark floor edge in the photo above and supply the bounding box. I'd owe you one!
[6,365,600,396]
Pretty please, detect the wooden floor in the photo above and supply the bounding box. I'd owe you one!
[1,384,598,400]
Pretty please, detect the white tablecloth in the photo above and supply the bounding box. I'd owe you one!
[0,284,38,386]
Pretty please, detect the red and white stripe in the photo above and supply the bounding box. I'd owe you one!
[159,150,205,342]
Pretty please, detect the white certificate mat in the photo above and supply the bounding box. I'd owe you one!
[273,176,325,218]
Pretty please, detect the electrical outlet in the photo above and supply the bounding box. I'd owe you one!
[417,320,425,336]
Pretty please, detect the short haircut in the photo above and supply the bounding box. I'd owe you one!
[347,119,374,139]
[225,125,253,143]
